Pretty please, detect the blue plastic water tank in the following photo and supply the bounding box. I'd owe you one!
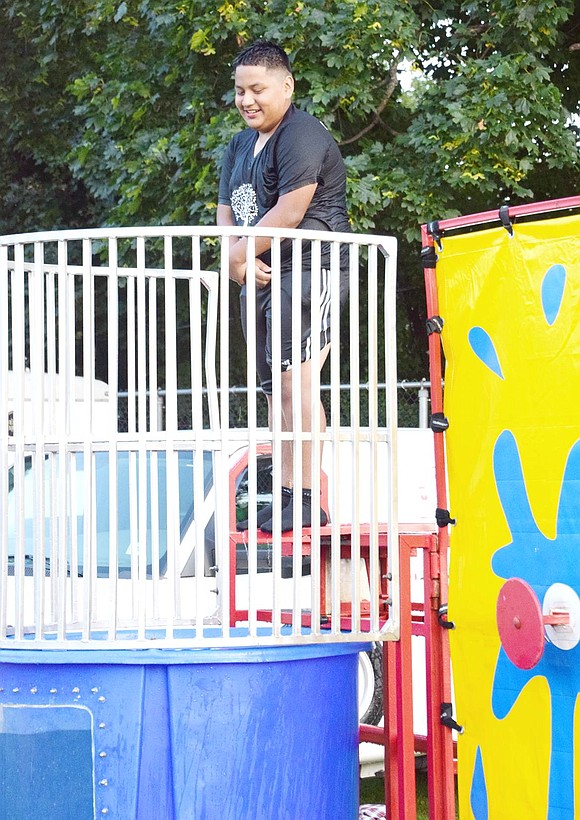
[0,640,368,819]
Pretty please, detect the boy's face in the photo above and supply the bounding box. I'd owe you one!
[234,65,294,136]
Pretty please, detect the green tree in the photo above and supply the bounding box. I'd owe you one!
[1,0,578,379]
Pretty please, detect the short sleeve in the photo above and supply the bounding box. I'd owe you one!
[218,140,236,205]
[274,118,330,196]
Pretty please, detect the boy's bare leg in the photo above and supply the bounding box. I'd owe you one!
[261,346,330,531]
[278,349,329,488]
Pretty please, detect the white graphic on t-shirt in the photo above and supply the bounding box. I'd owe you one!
[231,183,258,226]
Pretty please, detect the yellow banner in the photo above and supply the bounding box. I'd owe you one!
[435,213,580,819]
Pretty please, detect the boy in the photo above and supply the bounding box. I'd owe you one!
[217,40,350,532]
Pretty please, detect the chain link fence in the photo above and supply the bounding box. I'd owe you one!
[117,380,431,432]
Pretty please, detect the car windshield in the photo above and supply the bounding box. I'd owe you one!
[6,450,214,577]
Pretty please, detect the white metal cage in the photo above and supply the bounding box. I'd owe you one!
[0,226,398,648]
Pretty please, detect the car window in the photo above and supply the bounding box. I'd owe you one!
[6,450,214,578]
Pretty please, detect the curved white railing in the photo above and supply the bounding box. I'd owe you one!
[0,226,398,648]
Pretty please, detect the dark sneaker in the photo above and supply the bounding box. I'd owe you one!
[260,493,328,533]
[236,487,292,531]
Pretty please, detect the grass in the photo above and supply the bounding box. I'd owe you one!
[360,770,457,819]
[360,772,428,819]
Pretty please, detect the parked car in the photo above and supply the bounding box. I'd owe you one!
[3,374,437,760]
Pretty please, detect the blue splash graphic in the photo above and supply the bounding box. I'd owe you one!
[470,746,489,820]
[491,430,580,819]
[541,264,566,326]
[468,327,504,379]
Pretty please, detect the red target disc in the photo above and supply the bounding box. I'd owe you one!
[496,577,545,670]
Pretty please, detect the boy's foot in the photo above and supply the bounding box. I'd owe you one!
[236,487,292,531]
[260,491,328,533]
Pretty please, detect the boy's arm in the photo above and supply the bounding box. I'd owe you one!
[217,203,273,287]
[227,183,317,284]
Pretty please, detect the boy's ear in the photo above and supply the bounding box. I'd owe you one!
[284,74,295,97]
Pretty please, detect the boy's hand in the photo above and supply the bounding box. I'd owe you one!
[229,240,271,288]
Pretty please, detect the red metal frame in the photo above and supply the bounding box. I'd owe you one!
[416,195,580,819]
[359,529,456,820]
[426,195,580,234]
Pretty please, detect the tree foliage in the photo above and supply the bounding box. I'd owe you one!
[1,0,579,376]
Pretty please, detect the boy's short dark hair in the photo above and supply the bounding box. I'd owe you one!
[232,40,292,74]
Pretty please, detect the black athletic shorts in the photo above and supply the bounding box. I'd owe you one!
[240,263,349,395]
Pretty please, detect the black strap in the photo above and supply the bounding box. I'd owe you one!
[499,204,514,236]
[440,702,464,734]
[427,220,443,249]
[438,604,455,630]
[431,412,449,432]
[421,245,438,269]
[426,315,444,335]
[436,508,456,528]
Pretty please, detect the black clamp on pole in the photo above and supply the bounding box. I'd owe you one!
[426,220,443,250]
[438,604,455,630]
[426,315,444,335]
[499,204,514,236]
[441,702,464,734]
[430,412,449,432]
[421,245,438,269]
[436,508,456,528]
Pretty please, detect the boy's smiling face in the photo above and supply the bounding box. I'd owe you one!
[234,65,293,136]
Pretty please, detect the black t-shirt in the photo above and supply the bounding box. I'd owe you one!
[218,105,351,268]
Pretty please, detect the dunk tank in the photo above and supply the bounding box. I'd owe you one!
[0,225,403,819]
[422,195,580,820]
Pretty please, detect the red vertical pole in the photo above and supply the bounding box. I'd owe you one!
[424,538,456,820]
[421,224,456,819]
[384,535,417,819]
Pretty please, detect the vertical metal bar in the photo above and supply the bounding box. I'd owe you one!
[217,232,231,635]
[203,269,220,432]
[245,233,258,638]
[164,235,178,640]
[83,238,96,635]
[45,259,57,425]
[367,244,380,634]
[31,241,46,638]
[269,236,283,637]
[349,243,361,636]
[309,238,322,637]
[290,237,303,637]
[126,263,139,623]
[383,239,400,642]
[190,235,206,633]
[146,250,161,626]
[0,244,9,639]
[385,535,417,820]
[424,537,454,820]
[107,237,119,640]
[11,243,26,640]
[57,239,71,639]
[144,244,160,625]
[68,450,80,624]
[329,241,342,637]
[136,236,148,640]
[418,384,429,429]
[43,253,56,636]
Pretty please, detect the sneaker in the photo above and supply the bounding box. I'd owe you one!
[260,491,328,533]
[236,487,292,531]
